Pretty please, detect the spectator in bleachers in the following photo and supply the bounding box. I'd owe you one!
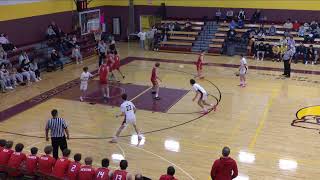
[215,9,222,24]
[237,19,244,29]
[294,43,305,63]
[229,20,237,30]
[50,49,64,70]
[0,141,14,173]
[0,45,8,61]
[174,21,181,31]
[9,67,23,87]
[95,158,112,180]
[226,9,234,21]
[256,29,266,41]
[138,30,147,50]
[210,146,238,180]
[283,19,293,30]
[7,143,26,178]
[227,28,237,42]
[30,59,41,81]
[38,145,56,176]
[292,20,301,31]
[268,23,277,36]
[306,45,315,65]
[298,25,306,37]
[313,26,320,38]
[256,42,265,61]
[279,37,287,46]
[159,166,178,180]
[284,29,290,37]
[51,21,60,37]
[67,153,82,180]
[72,45,83,64]
[304,31,315,42]
[0,64,14,90]
[185,19,192,31]
[46,25,56,40]
[113,160,132,180]
[18,51,30,65]
[21,59,38,84]
[237,9,246,20]
[24,147,39,178]
[287,36,296,48]
[52,148,71,179]
[303,23,310,32]
[264,43,272,59]
[310,21,318,30]
[272,45,281,62]
[251,9,261,23]
[0,79,6,93]
[168,22,175,33]
[79,157,96,180]
[0,34,17,51]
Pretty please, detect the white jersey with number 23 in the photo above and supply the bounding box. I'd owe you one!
[120,100,136,121]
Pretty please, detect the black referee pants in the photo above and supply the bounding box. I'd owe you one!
[283,60,291,77]
[51,136,68,159]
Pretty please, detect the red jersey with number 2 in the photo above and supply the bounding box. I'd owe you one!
[112,170,128,180]
[67,161,81,180]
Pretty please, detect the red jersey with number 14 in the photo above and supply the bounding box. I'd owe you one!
[95,167,110,180]
[112,170,128,180]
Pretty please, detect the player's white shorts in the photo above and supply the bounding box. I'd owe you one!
[122,117,136,126]
[80,82,88,91]
[200,93,208,101]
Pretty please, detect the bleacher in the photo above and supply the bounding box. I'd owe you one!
[159,20,204,52]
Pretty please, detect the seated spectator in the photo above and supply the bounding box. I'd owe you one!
[7,143,26,178]
[30,59,41,81]
[24,147,39,178]
[9,67,23,87]
[279,37,287,46]
[227,29,237,42]
[19,51,30,65]
[292,20,301,31]
[50,49,64,70]
[38,145,56,176]
[51,21,60,37]
[251,9,261,23]
[72,45,83,64]
[237,19,244,29]
[280,44,288,60]
[52,148,71,179]
[310,21,318,30]
[256,42,265,61]
[237,9,245,20]
[264,43,272,59]
[256,30,266,41]
[226,9,234,21]
[303,23,310,32]
[168,22,175,33]
[215,9,222,24]
[272,45,281,62]
[71,35,78,46]
[229,20,237,30]
[184,20,192,31]
[95,158,112,180]
[283,19,293,29]
[287,36,296,48]
[0,141,14,172]
[304,31,315,42]
[1,64,14,90]
[294,43,305,63]
[0,45,8,63]
[113,160,132,180]
[79,157,95,180]
[67,153,82,180]
[284,29,290,37]
[46,25,56,40]
[313,26,320,38]
[21,59,38,84]
[268,23,277,36]
[174,22,181,31]
[298,25,305,37]
[0,79,6,93]
[0,34,16,51]
[159,166,178,180]
[306,45,316,65]
[210,147,238,180]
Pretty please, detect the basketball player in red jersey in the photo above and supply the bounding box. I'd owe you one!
[52,149,71,179]
[95,158,113,180]
[150,62,161,100]
[195,51,205,79]
[78,157,96,180]
[106,51,117,82]
[112,160,132,180]
[112,51,125,79]
[99,59,110,99]
[66,153,82,180]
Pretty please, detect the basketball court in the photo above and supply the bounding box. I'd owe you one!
[1,42,320,179]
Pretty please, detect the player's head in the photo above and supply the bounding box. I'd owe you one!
[121,93,128,100]
[240,54,244,58]
[83,67,88,72]
[44,145,53,155]
[222,146,230,157]
[119,160,128,170]
[190,79,196,85]
[167,166,175,176]
[30,147,38,155]
[74,153,82,162]
[15,143,24,152]
[85,157,93,165]
[101,158,109,168]
[51,109,58,118]
[135,174,143,180]
[201,50,205,55]
[0,139,6,148]
[62,148,71,157]
[5,141,13,149]
[114,50,118,55]
[155,62,160,67]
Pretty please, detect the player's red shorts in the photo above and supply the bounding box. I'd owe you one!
[151,79,158,86]
[99,79,108,85]
[112,62,120,70]
[196,63,203,71]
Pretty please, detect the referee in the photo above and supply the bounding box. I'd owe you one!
[283,47,294,78]
[45,109,69,159]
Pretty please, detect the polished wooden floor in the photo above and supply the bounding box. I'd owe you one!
[1,42,320,180]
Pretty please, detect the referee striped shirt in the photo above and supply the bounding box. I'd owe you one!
[46,118,68,137]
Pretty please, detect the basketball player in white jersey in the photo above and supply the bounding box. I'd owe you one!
[110,93,142,143]
[190,79,216,113]
[80,67,93,102]
[239,54,248,87]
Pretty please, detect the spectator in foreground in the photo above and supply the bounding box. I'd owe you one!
[7,143,26,178]
[79,157,96,180]
[67,153,82,180]
[24,147,39,178]
[113,160,133,180]
[159,166,178,180]
[50,49,64,70]
[283,19,293,29]
[211,146,238,180]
